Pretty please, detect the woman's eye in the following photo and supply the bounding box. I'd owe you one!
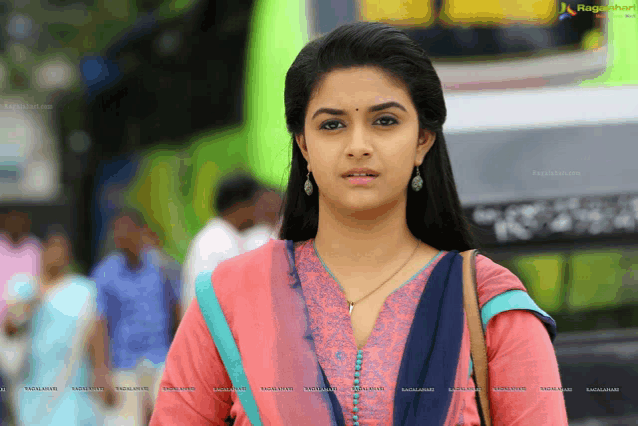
[320,117,398,131]
[320,120,344,131]
[375,116,398,126]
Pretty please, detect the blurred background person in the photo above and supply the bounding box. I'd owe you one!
[141,225,182,337]
[241,187,284,253]
[0,272,36,426]
[0,210,43,426]
[91,210,179,426]
[0,211,42,329]
[180,172,264,314]
[8,225,102,425]
[2,272,38,426]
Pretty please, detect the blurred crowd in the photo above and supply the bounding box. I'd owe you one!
[0,172,282,426]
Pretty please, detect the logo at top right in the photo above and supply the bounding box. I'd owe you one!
[559,1,636,20]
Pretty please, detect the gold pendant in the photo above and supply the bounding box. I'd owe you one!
[348,301,354,315]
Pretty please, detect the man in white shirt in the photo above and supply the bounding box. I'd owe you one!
[180,173,265,315]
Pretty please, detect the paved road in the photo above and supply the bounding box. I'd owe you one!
[554,328,638,422]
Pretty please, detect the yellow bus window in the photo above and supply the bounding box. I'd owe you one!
[513,254,565,313]
[440,0,556,26]
[567,251,626,312]
[359,0,436,27]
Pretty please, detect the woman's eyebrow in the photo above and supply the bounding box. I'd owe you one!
[311,101,407,120]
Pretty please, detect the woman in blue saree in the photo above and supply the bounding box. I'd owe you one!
[12,227,103,425]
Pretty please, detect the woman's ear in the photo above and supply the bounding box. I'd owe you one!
[416,129,436,166]
[295,133,311,166]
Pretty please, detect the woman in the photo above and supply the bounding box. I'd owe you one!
[151,21,568,425]
[12,226,104,425]
[0,210,42,335]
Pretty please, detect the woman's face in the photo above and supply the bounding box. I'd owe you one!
[43,236,69,270]
[296,66,435,215]
[3,211,29,237]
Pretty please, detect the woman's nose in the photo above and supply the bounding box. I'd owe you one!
[345,132,373,158]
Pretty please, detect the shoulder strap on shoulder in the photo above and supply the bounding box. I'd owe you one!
[461,249,492,426]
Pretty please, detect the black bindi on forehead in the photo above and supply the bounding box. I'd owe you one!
[356,108,358,111]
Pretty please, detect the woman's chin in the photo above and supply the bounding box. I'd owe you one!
[338,199,396,216]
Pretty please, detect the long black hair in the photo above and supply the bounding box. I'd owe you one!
[278,21,477,251]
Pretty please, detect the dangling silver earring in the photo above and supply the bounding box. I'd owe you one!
[411,166,423,192]
[304,171,314,196]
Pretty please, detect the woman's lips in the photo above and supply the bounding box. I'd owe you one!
[344,175,377,185]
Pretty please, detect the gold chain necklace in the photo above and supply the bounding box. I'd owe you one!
[314,239,421,315]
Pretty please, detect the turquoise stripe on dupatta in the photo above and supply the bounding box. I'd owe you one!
[468,289,558,379]
[195,271,263,426]
[481,289,553,330]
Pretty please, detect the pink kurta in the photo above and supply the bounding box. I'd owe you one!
[151,240,568,425]
[294,240,568,425]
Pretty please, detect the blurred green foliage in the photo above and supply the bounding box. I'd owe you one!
[1,0,199,88]
[48,23,81,44]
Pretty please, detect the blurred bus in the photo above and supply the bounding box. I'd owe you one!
[444,84,638,423]
[442,84,638,332]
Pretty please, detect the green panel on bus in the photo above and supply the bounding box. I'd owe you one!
[567,251,626,312]
[512,254,565,313]
[244,0,310,190]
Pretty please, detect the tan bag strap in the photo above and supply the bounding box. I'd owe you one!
[461,249,492,426]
